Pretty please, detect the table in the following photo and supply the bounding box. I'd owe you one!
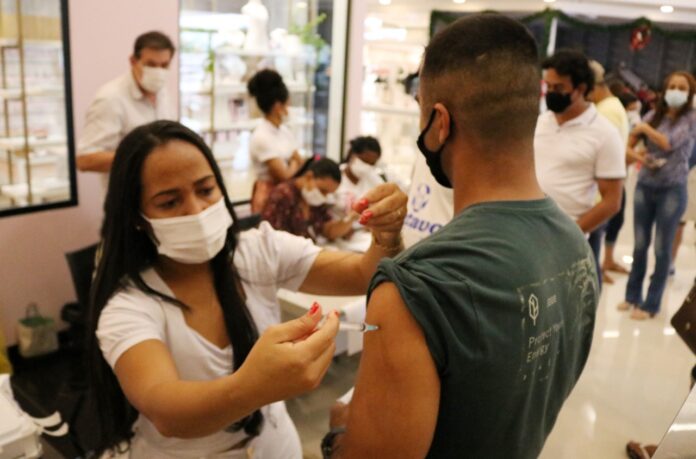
[277,231,372,355]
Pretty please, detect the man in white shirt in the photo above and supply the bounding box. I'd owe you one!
[534,50,625,280]
[77,31,176,184]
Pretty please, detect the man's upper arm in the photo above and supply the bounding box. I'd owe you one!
[340,281,440,458]
[595,126,626,181]
[78,96,122,154]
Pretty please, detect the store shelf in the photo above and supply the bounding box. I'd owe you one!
[181,81,314,96]
[362,103,419,117]
[0,85,64,100]
[0,38,62,49]
[183,117,314,133]
[214,47,309,59]
[0,135,67,151]
[1,177,69,203]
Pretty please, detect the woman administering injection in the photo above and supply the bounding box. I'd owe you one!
[87,120,406,458]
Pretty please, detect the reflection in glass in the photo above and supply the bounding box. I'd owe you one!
[0,0,75,215]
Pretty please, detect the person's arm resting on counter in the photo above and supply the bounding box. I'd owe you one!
[299,183,407,296]
[329,282,440,458]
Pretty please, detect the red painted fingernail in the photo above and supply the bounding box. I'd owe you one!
[359,198,369,207]
[333,310,340,317]
[309,302,320,315]
[362,210,373,218]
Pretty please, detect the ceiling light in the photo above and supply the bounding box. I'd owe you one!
[453,0,466,4]
[661,5,674,13]
[379,0,392,5]
[295,1,307,8]
[544,0,556,3]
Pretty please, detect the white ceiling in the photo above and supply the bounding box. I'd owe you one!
[367,0,696,27]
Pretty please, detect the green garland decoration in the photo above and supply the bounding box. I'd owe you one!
[430,8,696,57]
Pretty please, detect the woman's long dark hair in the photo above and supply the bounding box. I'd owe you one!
[85,121,263,455]
[650,71,695,128]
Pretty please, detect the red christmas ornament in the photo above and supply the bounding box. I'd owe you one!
[630,24,652,51]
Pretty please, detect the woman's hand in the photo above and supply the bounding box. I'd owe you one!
[353,183,408,244]
[631,122,648,137]
[236,304,339,406]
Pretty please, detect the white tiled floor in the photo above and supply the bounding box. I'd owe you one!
[289,170,696,458]
[539,233,696,459]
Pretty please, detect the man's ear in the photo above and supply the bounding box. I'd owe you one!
[433,102,451,144]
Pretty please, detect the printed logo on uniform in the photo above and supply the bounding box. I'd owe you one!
[410,183,431,213]
[528,294,539,326]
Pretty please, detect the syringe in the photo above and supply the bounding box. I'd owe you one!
[338,322,379,333]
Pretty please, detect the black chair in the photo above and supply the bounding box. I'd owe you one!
[61,243,98,351]
[58,243,99,456]
[231,199,262,231]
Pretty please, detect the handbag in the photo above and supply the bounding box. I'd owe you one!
[670,283,696,356]
[16,303,59,358]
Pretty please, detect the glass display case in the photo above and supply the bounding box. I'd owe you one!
[0,0,75,217]
[360,16,426,184]
[179,0,344,202]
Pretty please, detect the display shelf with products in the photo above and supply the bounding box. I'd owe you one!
[0,0,75,215]
[360,21,425,185]
[179,0,343,201]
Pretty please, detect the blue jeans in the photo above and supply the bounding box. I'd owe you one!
[588,225,605,291]
[625,183,688,313]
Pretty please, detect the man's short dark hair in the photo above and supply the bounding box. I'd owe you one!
[420,14,540,148]
[134,31,175,59]
[542,50,594,96]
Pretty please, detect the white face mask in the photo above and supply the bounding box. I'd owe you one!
[142,198,232,264]
[301,186,327,207]
[140,66,168,93]
[350,156,376,180]
[664,89,689,108]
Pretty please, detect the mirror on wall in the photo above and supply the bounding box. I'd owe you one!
[0,0,76,218]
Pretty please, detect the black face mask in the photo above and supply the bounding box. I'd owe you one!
[545,91,573,113]
[416,109,452,189]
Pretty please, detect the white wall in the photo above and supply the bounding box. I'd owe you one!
[0,0,179,345]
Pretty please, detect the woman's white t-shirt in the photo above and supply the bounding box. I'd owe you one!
[96,222,321,458]
[249,119,298,182]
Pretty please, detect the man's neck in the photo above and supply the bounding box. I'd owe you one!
[593,88,613,104]
[554,100,590,126]
[449,143,545,215]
